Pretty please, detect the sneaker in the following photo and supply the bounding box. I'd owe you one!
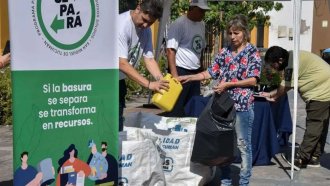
[281,153,307,170]
[307,156,320,168]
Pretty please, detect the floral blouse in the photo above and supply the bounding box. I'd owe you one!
[207,43,261,111]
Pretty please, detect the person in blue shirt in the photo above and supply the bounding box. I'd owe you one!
[14,151,43,186]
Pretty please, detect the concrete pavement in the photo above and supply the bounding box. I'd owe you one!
[0,125,13,185]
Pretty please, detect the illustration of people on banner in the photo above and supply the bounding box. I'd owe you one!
[14,140,117,186]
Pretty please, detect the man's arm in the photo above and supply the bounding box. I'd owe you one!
[271,85,292,100]
[261,85,292,102]
[166,48,178,78]
[143,57,163,80]
[120,57,149,88]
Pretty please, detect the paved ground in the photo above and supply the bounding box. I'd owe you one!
[0,125,12,185]
[1,91,329,185]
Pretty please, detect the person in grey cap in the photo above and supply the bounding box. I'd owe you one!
[165,0,210,117]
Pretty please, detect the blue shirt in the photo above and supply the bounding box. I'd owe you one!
[14,165,38,186]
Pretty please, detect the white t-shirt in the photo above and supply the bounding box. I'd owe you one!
[118,11,154,80]
[166,15,206,70]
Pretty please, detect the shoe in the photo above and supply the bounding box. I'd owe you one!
[281,152,307,170]
[307,156,320,168]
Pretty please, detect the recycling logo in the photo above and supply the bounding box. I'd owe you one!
[192,35,203,54]
[162,157,174,172]
[31,0,99,56]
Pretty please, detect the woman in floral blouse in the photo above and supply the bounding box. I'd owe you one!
[179,14,261,186]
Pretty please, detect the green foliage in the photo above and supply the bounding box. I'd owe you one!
[170,1,283,30]
[0,68,12,125]
[119,0,139,13]
[259,64,282,87]
[170,0,190,20]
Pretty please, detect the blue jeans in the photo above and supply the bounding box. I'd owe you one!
[221,107,254,186]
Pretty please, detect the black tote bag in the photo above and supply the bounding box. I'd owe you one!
[191,92,236,166]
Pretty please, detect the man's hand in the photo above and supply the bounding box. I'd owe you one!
[148,79,169,94]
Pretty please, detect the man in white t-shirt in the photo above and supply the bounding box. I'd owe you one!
[119,0,169,131]
[165,0,210,117]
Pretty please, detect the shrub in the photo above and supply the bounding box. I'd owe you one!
[0,67,12,125]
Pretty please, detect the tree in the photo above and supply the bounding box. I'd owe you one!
[170,0,283,31]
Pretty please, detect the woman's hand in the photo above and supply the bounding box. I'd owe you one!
[177,75,193,84]
[212,82,229,93]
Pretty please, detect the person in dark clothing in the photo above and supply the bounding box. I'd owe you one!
[87,141,118,185]
[321,48,330,65]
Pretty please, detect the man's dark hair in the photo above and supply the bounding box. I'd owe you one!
[322,51,330,65]
[20,151,28,159]
[265,46,289,71]
[140,0,163,19]
[101,141,107,147]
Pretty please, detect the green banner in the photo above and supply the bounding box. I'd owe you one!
[12,70,118,185]
[9,0,118,185]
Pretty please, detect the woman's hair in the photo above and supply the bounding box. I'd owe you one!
[264,46,289,70]
[140,0,163,19]
[57,144,79,173]
[226,14,250,42]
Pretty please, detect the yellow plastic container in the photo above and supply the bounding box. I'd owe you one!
[152,74,183,112]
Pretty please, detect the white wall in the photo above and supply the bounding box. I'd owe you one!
[268,1,314,51]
